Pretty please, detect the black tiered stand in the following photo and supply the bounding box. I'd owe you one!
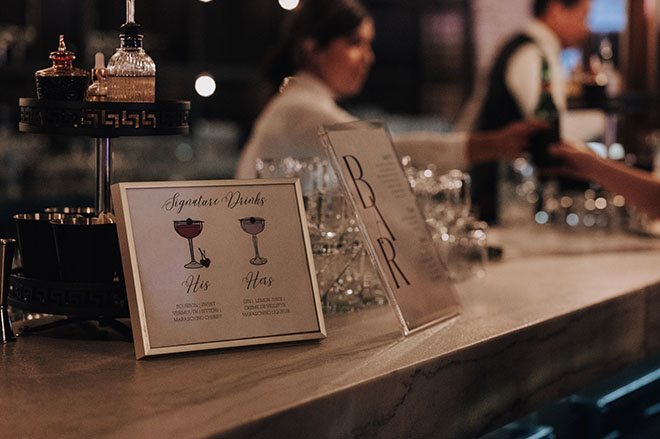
[11,98,190,336]
[19,98,190,212]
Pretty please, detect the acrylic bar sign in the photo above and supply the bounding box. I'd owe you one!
[112,179,325,359]
[321,121,460,335]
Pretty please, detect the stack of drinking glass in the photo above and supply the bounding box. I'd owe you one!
[505,157,631,232]
[255,157,386,312]
[403,157,488,282]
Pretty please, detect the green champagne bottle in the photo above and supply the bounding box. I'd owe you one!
[529,57,561,169]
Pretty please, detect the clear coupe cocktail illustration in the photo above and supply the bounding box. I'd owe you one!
[174,218,204,269]
[239,217,268,265]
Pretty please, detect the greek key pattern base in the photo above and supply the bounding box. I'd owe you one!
[9,276,129,317]
[18,99,190,136]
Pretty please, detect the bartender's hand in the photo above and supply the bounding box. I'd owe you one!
[468,119,549,164]
[544,141,600,181]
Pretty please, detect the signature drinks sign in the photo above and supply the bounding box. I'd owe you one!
[321,121,460,335]
[112,179,325,359]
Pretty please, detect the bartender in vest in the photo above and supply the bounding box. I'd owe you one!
[473,0,593,223]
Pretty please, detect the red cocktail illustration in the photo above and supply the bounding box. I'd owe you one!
[239,217,267,265]
[174,218,204,269]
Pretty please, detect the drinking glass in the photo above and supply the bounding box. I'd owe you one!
[173,218,204,269]
[239,217,268,265]
[297,158,343,245]
[445,169,472,221]
[13,212,82,280]
[254,156,383,312]
[255,156,302,179]
[407,166,471,231]
[449,218,488,281]
[299,161,369,311]
[405,161,489,282]
[44,207,96,217]
[407,164,445,231]
[51,216,123,283]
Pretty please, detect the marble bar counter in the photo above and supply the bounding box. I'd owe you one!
[4,225,660,438]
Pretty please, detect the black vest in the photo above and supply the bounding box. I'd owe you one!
[472,34,533,224]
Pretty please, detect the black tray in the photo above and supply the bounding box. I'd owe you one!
[18,98,190,137]
[9,273,129,318]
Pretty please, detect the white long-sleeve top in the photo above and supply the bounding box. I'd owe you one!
[235,72,354,179]
[235,72,470,179]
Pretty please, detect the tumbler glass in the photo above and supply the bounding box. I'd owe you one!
[51,216,123,283]
[254,156,382,312]
[13,213,81,280]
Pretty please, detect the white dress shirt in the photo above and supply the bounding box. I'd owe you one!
[235,71,471,179]
[506,19,566,119]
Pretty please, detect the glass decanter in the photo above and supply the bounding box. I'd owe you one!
[35,35,89,101]
[106,0,156,102]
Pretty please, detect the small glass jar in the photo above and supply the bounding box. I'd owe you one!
[34,35,89,101]
[106,22,156,103]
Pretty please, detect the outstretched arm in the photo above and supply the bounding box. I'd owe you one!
[467,119,549,164]
[393,120,548,172]
[548,143,660,219]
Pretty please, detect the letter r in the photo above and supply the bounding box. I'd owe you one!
[377,237,411,289]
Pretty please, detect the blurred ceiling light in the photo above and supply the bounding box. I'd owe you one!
[535,211,549,225]
[195,74,216,98]
[595,197,607,210]
[566,213,579,227]
[583,214,596,227]
[279,0,299,11]
[199,0,213,3]
[560,196,573,208]
[587,142,608,158]
[609,143,625,160]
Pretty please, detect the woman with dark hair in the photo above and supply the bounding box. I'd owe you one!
[264,0,372,95]
[235,0,545,179]
[236,0,374,178]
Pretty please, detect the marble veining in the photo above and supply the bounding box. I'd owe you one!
[4,226,660,438]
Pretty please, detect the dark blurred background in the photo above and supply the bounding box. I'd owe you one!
[0,0,651,236]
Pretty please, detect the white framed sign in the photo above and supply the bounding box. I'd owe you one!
[321,121,460,335]
[111,179,326,359]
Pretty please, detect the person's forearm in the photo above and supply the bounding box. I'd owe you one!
[466,131,497,164]
[392,131,470,171]
[588,158,660,219]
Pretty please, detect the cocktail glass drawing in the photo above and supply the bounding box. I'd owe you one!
[239,217,267,265]
[174,218,204,269]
